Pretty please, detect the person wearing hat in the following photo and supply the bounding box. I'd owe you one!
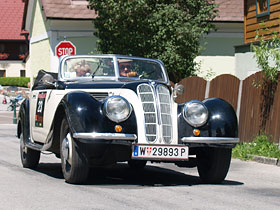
[118,59,137,77]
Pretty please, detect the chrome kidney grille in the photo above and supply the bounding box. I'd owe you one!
[137,84,172,144]
[157,85,172,143]
[137,84,157,142]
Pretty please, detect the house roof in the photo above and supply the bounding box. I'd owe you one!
[0,0,26,40]
[38,0,242,22]
[214,0,244,22]
[41,0,97,19]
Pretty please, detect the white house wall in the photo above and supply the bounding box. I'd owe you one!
[0,61,27,77]
[31,39,51,74]
[195,55,236,79]
[28,0,51,82]
[235,52,260,80]
[30,0,50,37]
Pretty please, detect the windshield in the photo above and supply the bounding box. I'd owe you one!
[117,58,164,81]
[61,56,166,82]
[63,57,114,79]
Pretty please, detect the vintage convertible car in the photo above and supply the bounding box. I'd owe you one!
[17,55,239,184]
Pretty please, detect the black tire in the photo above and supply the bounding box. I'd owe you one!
[20,133,40,169]
[128,160,147,169]
[60,117,88,184]
[197,147,232,184]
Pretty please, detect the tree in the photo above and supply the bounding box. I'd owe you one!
[87,0,218,82]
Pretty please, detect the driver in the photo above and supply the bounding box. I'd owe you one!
[118,60,137,77]
[73,61,91,77]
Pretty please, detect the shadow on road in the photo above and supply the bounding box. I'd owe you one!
[36,163,63,179]
[35,162,243,187]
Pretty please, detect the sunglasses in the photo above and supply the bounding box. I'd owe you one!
[120,65,131,70]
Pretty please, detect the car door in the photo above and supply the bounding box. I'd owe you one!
[30,89,50,143]
[30,89,63,144]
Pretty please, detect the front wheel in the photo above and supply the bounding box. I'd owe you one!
[20,133,40,169]
[197,148,232,184]
[60,117,88,184]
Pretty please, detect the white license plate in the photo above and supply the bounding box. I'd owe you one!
[132,144,189,160]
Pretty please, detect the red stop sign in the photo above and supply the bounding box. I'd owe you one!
[55,41,76,58]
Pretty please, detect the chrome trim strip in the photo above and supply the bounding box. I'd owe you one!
[73,132,137,141]
[181,137,239,144]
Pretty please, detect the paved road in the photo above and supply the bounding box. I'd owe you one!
[0,124,280,210]
[0,112,16,125]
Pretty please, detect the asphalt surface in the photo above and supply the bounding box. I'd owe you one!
[0,123,280,210]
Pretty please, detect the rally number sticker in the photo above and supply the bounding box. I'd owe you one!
[132,144,188,160]
[35,92,47,127]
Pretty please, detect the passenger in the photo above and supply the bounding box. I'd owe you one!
[118,60,137,77]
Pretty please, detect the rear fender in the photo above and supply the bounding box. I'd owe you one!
[17,99,30,139]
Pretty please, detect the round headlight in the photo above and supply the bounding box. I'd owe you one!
[183,101,208,127]
[104,96,132,122]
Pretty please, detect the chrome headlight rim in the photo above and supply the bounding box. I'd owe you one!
[103,96,132,123]
[183,100,208,127]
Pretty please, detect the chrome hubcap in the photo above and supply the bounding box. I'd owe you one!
[62,136,70,161]
[20,134,27,155]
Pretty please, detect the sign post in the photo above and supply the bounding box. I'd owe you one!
[55,41,76,58]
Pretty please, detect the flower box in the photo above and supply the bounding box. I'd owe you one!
[18,54,25,59]
[0,53,9,60]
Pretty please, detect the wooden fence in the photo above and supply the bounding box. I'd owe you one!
[175,72,280,143]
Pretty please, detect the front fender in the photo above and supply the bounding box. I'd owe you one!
[61,91,137,135]
[203,98,238,138]
[178,98,238,142]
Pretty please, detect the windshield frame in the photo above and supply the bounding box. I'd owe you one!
[59,55,169,84]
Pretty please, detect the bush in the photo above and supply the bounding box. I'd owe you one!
[0,77,30,87]
[232,134,280,160]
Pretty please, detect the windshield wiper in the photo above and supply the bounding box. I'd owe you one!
[91,61,102,79]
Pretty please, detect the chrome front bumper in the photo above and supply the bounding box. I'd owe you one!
[73,132,239,144]
[73,132,137,141]
[181,137,239,144]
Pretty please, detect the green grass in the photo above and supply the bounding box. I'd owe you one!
[232,134,280,160]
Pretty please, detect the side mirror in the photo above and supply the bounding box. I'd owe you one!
[173,83,184,100]
[174,83,184,95]
[41,74,56,87]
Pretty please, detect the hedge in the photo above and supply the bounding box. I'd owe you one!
[0,77,30,87]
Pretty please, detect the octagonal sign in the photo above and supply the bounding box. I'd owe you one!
[55,41,76,58]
